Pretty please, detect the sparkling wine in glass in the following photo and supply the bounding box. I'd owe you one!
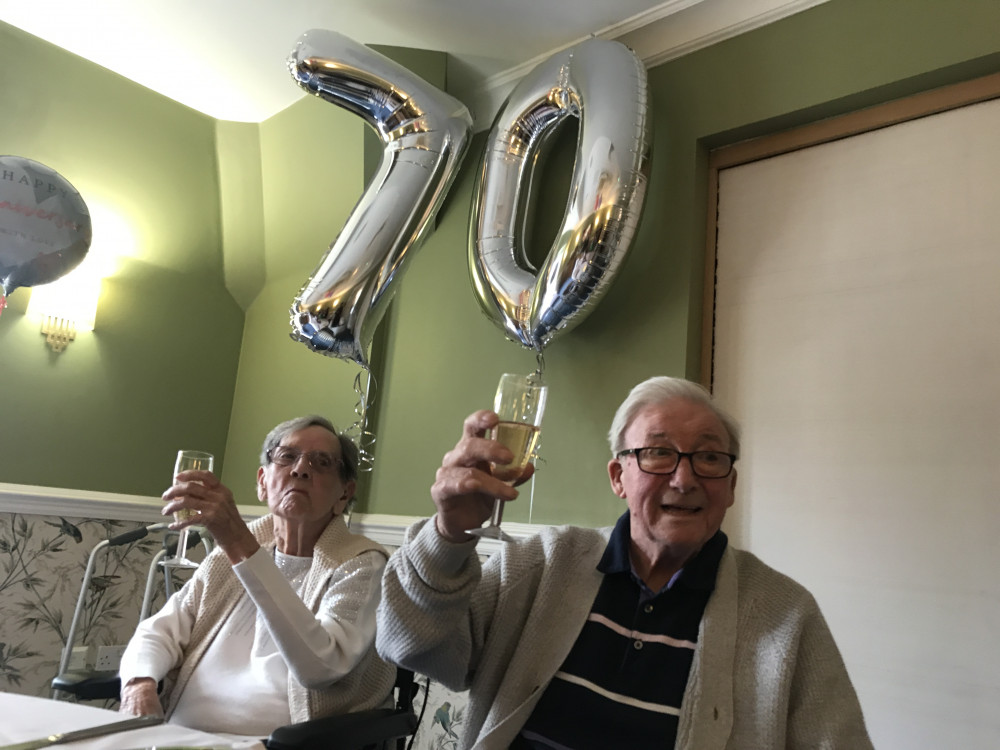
[163,450,213,569]
[469,373,547,542]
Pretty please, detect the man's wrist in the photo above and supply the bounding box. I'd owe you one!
[434,514,474,544]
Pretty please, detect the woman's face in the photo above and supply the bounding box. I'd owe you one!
[256,425,355,526]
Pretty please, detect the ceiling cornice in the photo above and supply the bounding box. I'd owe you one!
[463,0,831,131]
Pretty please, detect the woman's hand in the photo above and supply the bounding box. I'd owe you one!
[431,410,534,543]
[162,471,260,564]
[119,677,163,717]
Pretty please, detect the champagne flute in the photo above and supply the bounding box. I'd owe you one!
[163,450,213,569]
[468,372,547,542]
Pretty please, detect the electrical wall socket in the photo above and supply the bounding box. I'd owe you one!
[95,644,127,671]
[67,645,92,671]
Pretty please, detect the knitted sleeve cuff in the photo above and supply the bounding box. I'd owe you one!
[406,517,482,585]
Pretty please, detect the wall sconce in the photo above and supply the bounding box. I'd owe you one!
[25,273,101,352]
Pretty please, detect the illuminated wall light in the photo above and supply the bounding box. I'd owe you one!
[22,200,136,352]
[85,201,139,275]
[26,271,102,352]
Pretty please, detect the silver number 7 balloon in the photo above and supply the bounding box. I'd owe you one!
[287,30,472,369]
[469,38,651,351]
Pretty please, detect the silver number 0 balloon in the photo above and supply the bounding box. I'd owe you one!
[469,39,651,351]
[288,30,472,369]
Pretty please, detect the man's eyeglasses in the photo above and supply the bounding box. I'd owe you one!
[617,447,736,478]
[266,446,342,475]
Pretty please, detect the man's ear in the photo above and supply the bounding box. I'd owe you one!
[608,458,627,499]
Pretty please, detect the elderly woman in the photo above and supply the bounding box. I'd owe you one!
[119,416,394,739]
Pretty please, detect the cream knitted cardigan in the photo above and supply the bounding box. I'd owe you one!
[378,519,873,750]
[163,514,395,723]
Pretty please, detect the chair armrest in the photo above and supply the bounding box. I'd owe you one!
[265,707,418,750]
[51,671,122,701]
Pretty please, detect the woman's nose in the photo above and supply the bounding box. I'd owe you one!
[290,454,312,476]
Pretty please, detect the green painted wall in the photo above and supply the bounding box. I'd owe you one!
[367,0,1000,526]
[3,0,1000,522]
[0,22,243,495]
[216,121,266,311]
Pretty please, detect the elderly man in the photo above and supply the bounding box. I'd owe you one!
[377,376,872,749]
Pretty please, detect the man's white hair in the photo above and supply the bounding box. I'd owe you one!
[607,376,741,457]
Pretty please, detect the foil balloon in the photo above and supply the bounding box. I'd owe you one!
[469,38,651,351]
[0,156,91,307]
[287,29,472,369]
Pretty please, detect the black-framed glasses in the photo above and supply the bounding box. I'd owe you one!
[617,447,736,478]
[267,446,342,475]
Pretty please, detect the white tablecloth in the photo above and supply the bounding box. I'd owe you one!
[0,692,264,749]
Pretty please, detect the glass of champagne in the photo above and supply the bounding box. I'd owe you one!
[468,372,547,542]
[163,450,213,569]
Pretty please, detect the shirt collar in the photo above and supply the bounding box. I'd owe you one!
[597,511,728,592]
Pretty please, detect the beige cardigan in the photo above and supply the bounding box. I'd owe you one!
[163,514,395,722]
[378,518,873,749]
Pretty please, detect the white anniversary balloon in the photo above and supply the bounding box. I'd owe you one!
[0,156,91,301]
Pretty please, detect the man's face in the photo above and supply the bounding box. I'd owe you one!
[608,398,737,571]
[257,425,355,525]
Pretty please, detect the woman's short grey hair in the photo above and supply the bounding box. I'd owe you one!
[259,415,360,484]
[607,376,741,458]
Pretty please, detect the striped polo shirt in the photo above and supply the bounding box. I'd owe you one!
[515,513,727,749]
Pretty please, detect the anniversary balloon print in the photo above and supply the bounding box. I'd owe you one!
[0,155,92,303]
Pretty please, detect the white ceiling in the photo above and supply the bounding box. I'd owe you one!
[0,0,828,126]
